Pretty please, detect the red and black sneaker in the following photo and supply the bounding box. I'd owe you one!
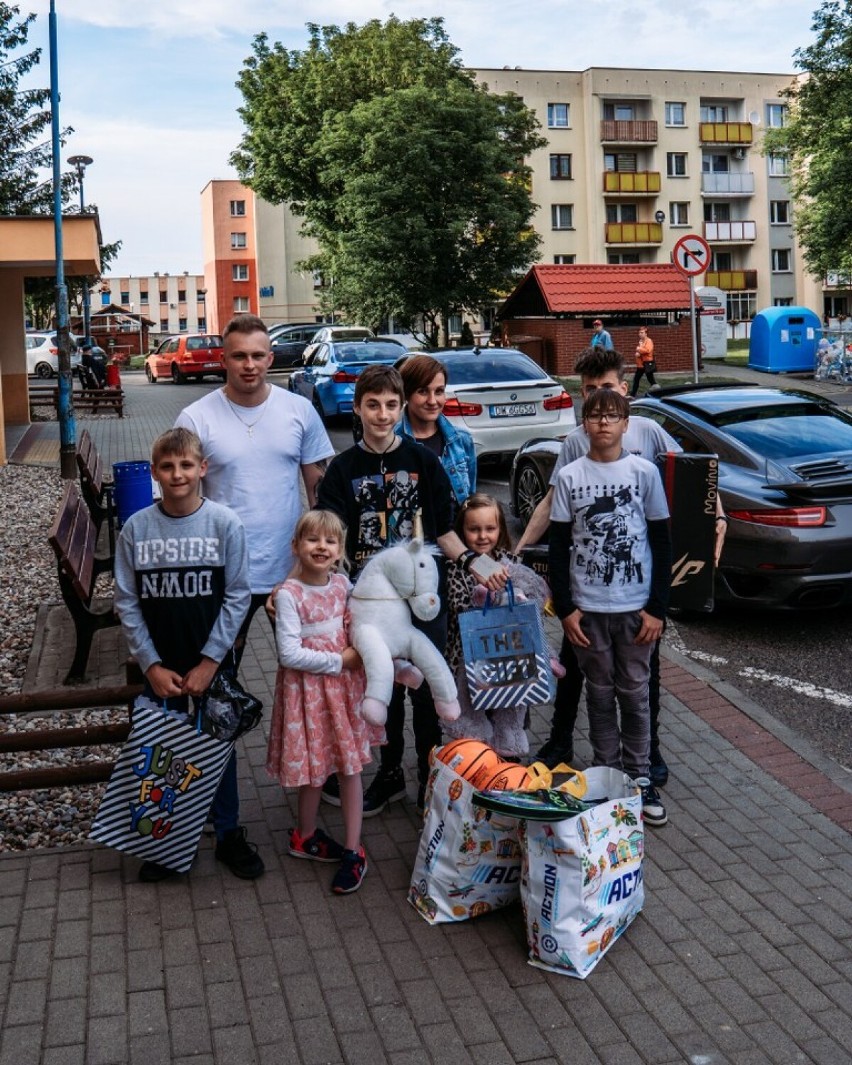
[331,846,368,894]
[288,827,346,863]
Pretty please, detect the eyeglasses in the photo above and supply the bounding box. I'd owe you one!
[584,413,625,424]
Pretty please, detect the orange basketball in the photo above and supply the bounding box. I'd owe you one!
[473,761,532,791]
[434,739,501,783]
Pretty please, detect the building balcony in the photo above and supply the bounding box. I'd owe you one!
[600,120,658,144]
[605,222,663,245]
[603,171,661,195]
[699,122,754,145]
[704,221,757,243]
[705,270,758,290]
[701,172,755,196]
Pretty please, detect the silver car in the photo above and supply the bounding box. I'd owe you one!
[26,332,82,378]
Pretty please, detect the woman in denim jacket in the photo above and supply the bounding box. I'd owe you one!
[396,354,477,509]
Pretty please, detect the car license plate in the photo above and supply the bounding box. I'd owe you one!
[490,402,536,418]
[204,362,219,369]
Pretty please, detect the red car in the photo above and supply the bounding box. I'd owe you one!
[145,334,225,384]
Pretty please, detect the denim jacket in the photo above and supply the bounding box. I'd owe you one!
[396,411,477,506]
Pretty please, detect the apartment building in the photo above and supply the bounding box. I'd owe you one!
[199,180,262,333]
[98,273,207,339]
[199,67,834,330]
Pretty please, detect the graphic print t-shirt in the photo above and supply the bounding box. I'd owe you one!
[551,453,669,613]
[317,440,453,576]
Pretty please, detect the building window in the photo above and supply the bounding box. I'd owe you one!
[547,103,570,128]
[665,102,686,126]
[553,254,576,264]
[702,153,729,174]
[667,152,688,177]
[766,103,787,128]
[607,253,641,264]
[313,270,324,289]
[551,204,574,230]
[704,202,731,222]
[234,297,250,312]
[230,200,246,216]
[770,200,790,224]
[159,291,168,303]
[549,154,572,180]
[774,297,793,306]
[177,289,186,302]
[140,290,149,304]
[603,103,634,121]
[772,248,792,273]
[604,152,637,172]
[712,251,733,271]
[768,153,789,177]
[159,318,169,331]
[179,318,187,331]
[728,292,757,320]
[670,202,690,226]
[231,232,247,249]
[120,289,129,304]
[232,264,249,281]
[700,104,728,122]
[198,317,207,330]
[606,203,637,223]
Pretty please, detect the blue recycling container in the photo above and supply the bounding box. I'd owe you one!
[112,461,153,526]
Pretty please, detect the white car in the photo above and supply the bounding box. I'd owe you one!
[401,348,576,458]
[26,332,82,378]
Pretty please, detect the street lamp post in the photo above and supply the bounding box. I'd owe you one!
[68,154,93,342]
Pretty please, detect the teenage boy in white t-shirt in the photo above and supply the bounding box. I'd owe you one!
[549,388,672,826]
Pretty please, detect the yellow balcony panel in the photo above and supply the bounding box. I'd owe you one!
[600,120,658,143]
[605,222,663,244]
[705,269,758,290]
[699,122,754,145]
[603,171,661,195]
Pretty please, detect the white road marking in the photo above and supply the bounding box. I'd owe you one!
[738,667,852,710]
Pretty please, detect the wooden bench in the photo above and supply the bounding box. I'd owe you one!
[76,428,116,554]
[48,482,120,684]
[28,386,125,418]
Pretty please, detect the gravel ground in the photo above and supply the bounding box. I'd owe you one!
[0,464,119,853]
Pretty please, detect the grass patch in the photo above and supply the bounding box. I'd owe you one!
[128,355,146,370]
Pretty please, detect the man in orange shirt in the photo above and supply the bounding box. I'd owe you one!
[631,327,657,397]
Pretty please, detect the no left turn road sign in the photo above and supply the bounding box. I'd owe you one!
[673,234,711,276]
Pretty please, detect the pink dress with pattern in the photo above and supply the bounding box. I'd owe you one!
[266,574,382,788]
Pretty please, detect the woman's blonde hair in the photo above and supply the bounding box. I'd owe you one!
[292,510,350,571]
[454,493,512,555]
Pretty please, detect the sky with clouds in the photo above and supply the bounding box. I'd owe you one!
[24,0,815,277]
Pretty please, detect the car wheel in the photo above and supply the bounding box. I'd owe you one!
[514,462,547,528]
[35,361,54,379]
[171,364,185,385]
[145,365,156,383]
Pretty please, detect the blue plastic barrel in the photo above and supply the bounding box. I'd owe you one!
[112,461,153,526]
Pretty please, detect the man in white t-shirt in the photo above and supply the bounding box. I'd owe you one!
[175,315,334,877]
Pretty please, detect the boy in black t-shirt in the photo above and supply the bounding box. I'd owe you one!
[317,365,503,814]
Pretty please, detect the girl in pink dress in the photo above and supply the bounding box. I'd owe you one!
[266,510,377,894]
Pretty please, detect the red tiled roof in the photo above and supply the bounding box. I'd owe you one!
[502,263,694,316]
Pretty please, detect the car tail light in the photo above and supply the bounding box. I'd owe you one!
[727,506,827,527]
[443,397,483,417]
[543,391,574,411]
[332,370,359,383]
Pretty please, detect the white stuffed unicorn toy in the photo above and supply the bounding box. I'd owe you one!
[348,541,461,727]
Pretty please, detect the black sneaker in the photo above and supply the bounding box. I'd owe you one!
[535,731,574,769]
[649,752,669,788]
[641,785,668,828]
[363,767,406,818]
[214,827,265,879]
[321,774,341,807]
[331,846,367,894]
[138,861,180,883]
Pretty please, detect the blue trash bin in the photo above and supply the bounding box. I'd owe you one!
[112,461,153,527]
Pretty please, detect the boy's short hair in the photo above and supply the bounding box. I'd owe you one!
[354,364,404,407]
[223,314,268,339]
[574,347,626,381]
[151,427,204,465]
[582,389,630,422]
[399,355,447,400]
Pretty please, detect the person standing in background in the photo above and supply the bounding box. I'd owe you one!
[590,319,614,350]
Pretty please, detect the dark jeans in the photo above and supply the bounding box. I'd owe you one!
[631,364,657,396]
[234,592,275,669]
[379,609,447,788]
[550,632,663,748]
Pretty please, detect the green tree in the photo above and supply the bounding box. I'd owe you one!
[232,17,544,337]
[764,1,852,276]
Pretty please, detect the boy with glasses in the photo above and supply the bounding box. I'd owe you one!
[548,389,672,825]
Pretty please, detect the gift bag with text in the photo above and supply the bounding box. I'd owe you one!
[519,766,645,979]
[89,696,234,872]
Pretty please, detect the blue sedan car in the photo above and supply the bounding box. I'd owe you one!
[288,338,405,421]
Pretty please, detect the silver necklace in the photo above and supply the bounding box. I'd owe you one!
[224,388,270,437]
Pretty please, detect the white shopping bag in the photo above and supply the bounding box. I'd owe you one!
[519,766,645,978]
[408,757,522,923]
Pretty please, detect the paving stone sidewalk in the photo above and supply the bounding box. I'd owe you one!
[2,372,851,1064]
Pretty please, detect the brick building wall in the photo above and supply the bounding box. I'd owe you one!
[504,317,699,376]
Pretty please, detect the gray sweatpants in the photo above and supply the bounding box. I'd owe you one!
[571,610,653,779]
